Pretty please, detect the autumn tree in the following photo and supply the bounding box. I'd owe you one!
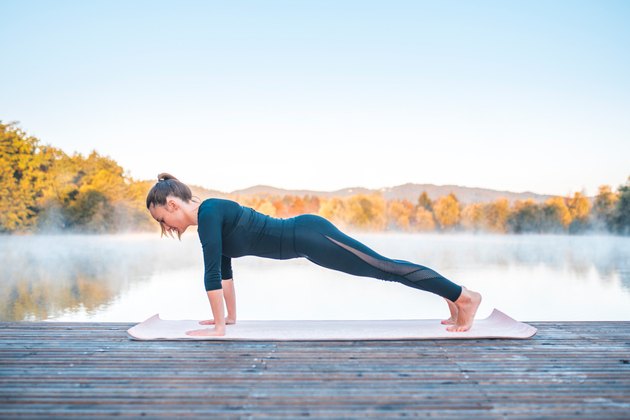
[0,122,55,232]
[460,203,484,232]
[507,199,542,233]
[272,196,289,218]
[302,195,321,214]
[432,193,461,231]
[482,198,510,233]
[540,197,572,233]
[386,199,414,230]
[318,197,347,228]
[412,207,436,231]
[566,191,591,233]
[344,193,387,231]
[256,199,277,217]
[1,121,153,233]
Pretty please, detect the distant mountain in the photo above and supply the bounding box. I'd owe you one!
[196,183,564,205]
[189,185,230,200]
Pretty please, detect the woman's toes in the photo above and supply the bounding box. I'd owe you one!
[446,324,470,332]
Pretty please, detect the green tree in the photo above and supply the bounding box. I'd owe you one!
[417,191,433,211]
[592,185,618,232]
[611,176,630,235]
[507,199,542,233]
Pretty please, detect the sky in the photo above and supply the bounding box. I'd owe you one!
[1,0,628,197]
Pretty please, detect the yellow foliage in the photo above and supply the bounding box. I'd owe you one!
[566,192,591,222]
[387,199,414,230]
[344,194,387,231]
[413,207,436,231]
[482,198,510,233]
[318,197,347,228]
[256,200,277,217]
[432,193,461,230]
[544,197,572,228]
[461,203,484,231]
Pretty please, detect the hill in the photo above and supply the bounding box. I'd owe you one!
[221,183,559,205]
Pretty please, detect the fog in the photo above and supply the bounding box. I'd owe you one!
[1,232,629,322]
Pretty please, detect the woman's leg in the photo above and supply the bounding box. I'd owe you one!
[293,214,463,302]
[292,214,482,330]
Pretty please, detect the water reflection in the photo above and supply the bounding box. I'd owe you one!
[0,233,200,321]
[380,233,630,291]
[0,232,628,322]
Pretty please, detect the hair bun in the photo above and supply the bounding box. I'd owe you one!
[157,172,178,182]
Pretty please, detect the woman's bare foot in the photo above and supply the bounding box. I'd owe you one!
[199,318,236,325]
[446,286,482,332]
[441,298,458,325]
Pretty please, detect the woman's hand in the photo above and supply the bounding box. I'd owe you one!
[199,318,236,325]
[185,327,226,337]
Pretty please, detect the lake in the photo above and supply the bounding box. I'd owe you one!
[1,232,629,323]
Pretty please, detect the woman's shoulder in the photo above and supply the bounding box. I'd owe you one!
[199,197,242,214]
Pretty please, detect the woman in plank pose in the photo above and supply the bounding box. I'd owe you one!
[146,173,482,337]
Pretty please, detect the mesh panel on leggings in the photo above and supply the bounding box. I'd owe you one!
[405,267,444,282]
[324,234,441,282]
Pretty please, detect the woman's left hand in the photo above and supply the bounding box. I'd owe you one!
[185,328,226,337]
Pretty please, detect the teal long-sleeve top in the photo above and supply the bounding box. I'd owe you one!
[196,198,297,291]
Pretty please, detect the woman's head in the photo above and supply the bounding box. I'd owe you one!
[146,173,197,239]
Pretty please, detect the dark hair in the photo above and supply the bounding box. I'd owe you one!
[146,173,193,209]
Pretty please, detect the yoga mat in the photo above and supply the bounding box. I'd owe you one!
[127,308,537,340]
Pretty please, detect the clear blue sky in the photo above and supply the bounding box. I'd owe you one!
[1,0,628,196]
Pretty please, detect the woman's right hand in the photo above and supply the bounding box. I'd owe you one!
[199,318,236,325]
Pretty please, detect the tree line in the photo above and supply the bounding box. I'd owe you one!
[1,121,629,235]
[237,186,629,235]
[1,121,153,233]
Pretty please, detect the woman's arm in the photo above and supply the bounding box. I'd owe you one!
[198,278,236,325]
[221,278,237,322]
[206,289,226,333]
[185,289,226,336]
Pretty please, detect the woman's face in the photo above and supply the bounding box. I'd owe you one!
[149,198,188,237]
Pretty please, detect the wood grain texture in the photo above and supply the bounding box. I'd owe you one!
[1,321,629,418]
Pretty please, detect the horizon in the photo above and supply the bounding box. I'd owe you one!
[1,1,629,197]
[195,180,606,198]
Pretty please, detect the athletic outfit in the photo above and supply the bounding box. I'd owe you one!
[197,198,463,302]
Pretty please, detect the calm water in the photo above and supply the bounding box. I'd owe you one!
[1,232,629,322]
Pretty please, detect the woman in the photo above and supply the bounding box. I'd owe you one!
[146,173,482,337]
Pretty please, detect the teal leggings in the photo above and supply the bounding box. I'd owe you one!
[292,214,463,302]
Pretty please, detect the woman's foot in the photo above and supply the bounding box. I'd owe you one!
[441,298,458,325]
[446,286,482,332]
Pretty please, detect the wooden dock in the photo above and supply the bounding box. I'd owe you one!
[1,320,629,418]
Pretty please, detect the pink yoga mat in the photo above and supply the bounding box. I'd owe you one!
[126,308,537,340]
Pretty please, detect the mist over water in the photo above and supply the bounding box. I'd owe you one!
[1,232,629,322]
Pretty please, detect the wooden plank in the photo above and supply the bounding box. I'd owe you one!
[0,321,629,418]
